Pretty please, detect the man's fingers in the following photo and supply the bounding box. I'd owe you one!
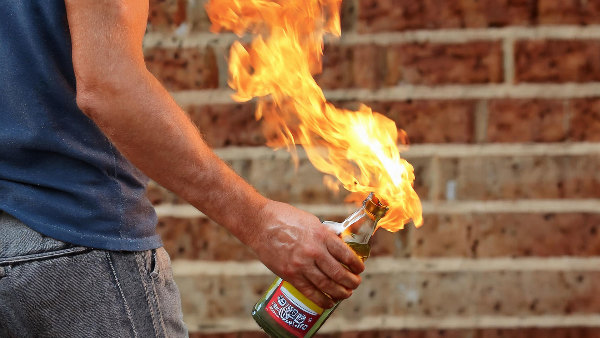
[315,255,361,290]
[325,235,365,274]
[303,264,353,301]
[293,277,336,309]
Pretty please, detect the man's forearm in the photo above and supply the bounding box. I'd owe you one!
[77,66,268,249]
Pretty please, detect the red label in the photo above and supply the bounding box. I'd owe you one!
[266,284,320,337]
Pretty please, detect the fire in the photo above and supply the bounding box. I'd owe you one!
[206,0,423,230]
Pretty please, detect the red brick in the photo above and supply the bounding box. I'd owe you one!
[487,99,569,143]
[472,214,600,258]
[190,328,600,338]
[479,271,594,316]
[189,333,266,338]
[147,0,187,33]
[316,44,361,89]
[147,156,351,206]
[146,183,186,205]
[157,214,412,261]
[177,274,272,321]
[157,217,257,261]
[538,0,600,25]
[148,153,430,207]
[318,328,600,338]
[478,328,600,338]
[185,104,265,148]
[410,215,472,257]
[570,99,600,142]
[144,47,219,91]
[439,155,600,200]
[411,213,600,258]
[364,100,476,143]
[357,0,535,33]
[389,42,503,85]
[243,157,349,205]
[317,42,502,89]
[177,270,600,325]
[315,44,387,89]
[515,40,600,83]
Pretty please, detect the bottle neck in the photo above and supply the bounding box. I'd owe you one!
[340,193,388,245]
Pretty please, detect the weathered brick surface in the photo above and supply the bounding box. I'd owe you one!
[147,0,600,35]
[571,99,600,142]
[185,104,265,148]
[190,328,600,338]
[143,2,600,335]
[390,42,503,85]
[174,99,600,146]
[147,183,185,206]
[178,274,273,322]
[147,0,187,33]
[365,100,476,144]
[248,100,477,144]
[157,217,257,261]
[317,42,502,88]
[438,155,600,200]
[158,215,410,261]
[185,100,476,146]
[487,99,569,143]
[189,333,265,338]
[355,270,600,317]
[357,0,600,32]
[412,213,600,258]
[148,154,430,206]
[487,98,600,143]
[409,215,472,257]
[538,0,600,25]
[320,328,600,338]
[145,47,219,91]
[357,0,535,33]
[176,270,600,326]
[316,44,382,89]
[515,40,600,83]
[159,213,600,260]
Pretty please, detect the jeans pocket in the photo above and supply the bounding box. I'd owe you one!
[0,246,91,266]
[149,248,176,285]
[149,249,159,278]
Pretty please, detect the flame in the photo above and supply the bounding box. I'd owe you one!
[206,0,422,230]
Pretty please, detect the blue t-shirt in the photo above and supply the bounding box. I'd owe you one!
[0,0,161,250]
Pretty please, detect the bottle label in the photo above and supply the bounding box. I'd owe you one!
[266,281,323,337]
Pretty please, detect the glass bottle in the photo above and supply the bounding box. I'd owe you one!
[251,193,388,337]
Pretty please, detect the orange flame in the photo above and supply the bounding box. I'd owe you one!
[206,0,422,230]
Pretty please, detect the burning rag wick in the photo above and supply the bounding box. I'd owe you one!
[206,0,423,230]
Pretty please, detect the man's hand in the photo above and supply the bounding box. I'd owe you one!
[251,201,364,308]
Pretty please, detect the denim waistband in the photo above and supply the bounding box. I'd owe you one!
[0,211,90,264]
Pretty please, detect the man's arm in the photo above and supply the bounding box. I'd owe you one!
[64,0,363,308]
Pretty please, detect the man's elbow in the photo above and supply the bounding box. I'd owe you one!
[74,69,130,121]
[75,85,100,121]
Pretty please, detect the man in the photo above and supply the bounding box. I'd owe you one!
[0,0,364,336]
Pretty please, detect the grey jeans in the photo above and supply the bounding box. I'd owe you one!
[0,211,188,337]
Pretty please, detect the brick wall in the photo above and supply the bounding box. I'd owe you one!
[144,0,600,336]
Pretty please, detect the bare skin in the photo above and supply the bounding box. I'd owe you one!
[64,0,363,309]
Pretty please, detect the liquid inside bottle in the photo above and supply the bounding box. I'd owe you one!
[251,193,388,337]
